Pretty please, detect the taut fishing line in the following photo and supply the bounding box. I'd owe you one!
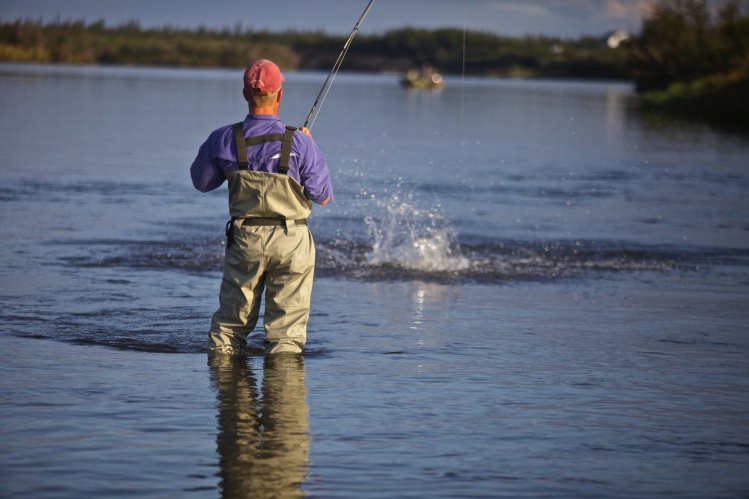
[458,0,467,156]
[304,0,376,129]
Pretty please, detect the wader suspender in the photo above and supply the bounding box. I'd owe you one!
[226,123,299,248]
[232,123,297,173]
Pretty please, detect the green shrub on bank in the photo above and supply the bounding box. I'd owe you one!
[631,0,749,125]
[642,69,749,125]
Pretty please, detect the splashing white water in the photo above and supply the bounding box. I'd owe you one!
[364,194,469,272]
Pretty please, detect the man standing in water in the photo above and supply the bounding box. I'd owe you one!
[191,59,333,355]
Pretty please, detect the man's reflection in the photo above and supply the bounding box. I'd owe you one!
[209,354,310,498]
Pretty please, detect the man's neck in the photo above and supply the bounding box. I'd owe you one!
[249,106,278,115]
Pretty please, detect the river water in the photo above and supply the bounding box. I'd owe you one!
[1,63,748,497]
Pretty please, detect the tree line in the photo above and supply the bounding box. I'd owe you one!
[0,18,629,78]
[1,0,747,125]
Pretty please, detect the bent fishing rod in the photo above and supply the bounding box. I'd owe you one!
[303,0,376,129]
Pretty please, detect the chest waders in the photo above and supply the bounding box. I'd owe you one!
[209,123,316,355]
[225,124,312,247]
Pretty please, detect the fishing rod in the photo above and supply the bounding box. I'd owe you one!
[303,0,376,129]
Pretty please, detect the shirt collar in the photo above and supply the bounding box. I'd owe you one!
[246,114,280,121]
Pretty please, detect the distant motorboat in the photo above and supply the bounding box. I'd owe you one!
[400,67,445,89]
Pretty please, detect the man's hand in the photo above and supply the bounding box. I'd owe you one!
[299,126,312,137]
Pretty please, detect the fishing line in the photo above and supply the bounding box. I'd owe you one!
[304,0,376,129]
[458,0,467,156]
[460,1,466,133]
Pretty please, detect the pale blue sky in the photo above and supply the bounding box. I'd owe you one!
[0,0,656,38]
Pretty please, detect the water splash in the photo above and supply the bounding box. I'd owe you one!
[364,194,469,272]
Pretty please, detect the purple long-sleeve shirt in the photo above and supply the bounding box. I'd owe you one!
[190,114,333,204]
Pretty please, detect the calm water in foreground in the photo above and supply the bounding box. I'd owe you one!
[1,63,748,497]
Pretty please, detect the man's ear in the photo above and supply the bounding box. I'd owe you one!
[242,87,251,102]
[276,88,283,103]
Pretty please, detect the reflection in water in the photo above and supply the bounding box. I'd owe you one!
[209,354,310,498]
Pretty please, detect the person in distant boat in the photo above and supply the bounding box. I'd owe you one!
[190,59,333,355]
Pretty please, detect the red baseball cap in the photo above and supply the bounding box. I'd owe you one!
[243,59,284,93]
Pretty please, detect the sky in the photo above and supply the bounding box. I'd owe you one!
[0,0,657,38]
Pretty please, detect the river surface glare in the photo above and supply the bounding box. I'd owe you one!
[1,63,748,497]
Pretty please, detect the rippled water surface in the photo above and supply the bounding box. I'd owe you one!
[1,63,748,497]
